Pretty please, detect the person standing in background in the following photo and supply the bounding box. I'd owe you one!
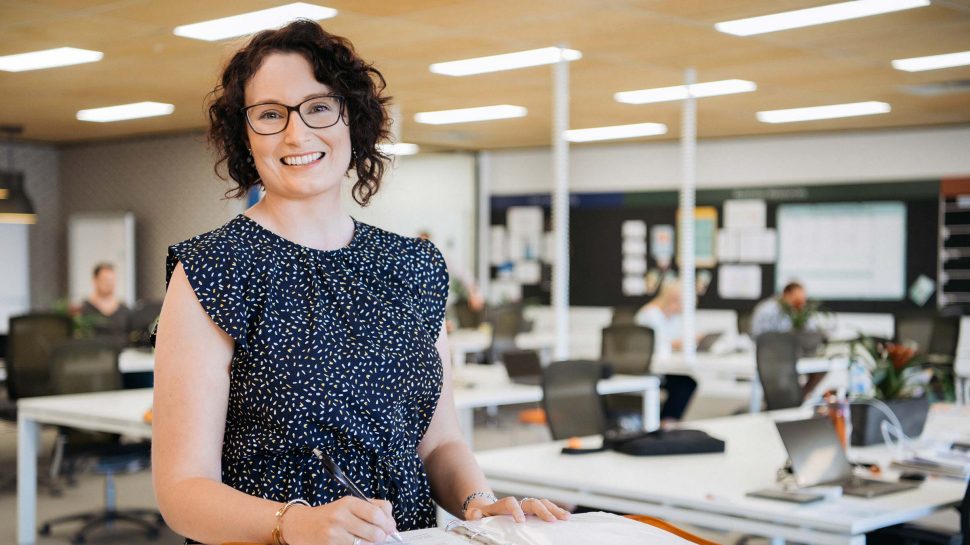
[80,262,130,339]
[635,280,698,425]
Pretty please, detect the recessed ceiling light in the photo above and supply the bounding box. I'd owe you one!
[715,0,929,36]
[414,105,527,125]
[756,101,890,123]
[892,50,970,72]
[173,3,337,42]
[430,47,582,76]
[0,47,103,72]
[614,79,757,104]
[77,102,175,123]
[378,143,420,156]
[564,123,668,143]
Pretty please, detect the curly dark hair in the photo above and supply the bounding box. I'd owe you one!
[207,19,391,206]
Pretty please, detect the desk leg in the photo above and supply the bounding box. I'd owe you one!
[643,384,660,432]
[458,407,474,449]
[18,413,39,545]
[750,377,763,413]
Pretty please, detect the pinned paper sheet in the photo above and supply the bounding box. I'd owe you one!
[622,219,647,238]
[718,264,762,300]
[724,199,766,231]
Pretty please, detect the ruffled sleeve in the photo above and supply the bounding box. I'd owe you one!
[410,238,450,338]
[152,230,252,352]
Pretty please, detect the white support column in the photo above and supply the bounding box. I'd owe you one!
[476,151,491,300]
[552,48,571,361]
[680,67,697,365]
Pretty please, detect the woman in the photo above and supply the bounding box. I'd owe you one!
[152,20,567,545]
[634,280,697,424]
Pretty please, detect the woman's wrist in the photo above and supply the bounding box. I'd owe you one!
[274,501,310,545]
[460,491,496,518]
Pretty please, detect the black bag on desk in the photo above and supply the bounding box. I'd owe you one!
[603,428,725,456]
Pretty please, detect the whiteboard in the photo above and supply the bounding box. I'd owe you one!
[776,202,906,300]
[68,212,136,307]
[0,223,29,333]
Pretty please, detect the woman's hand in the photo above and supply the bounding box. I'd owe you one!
[286,497,398,545]
[465,496,570,523]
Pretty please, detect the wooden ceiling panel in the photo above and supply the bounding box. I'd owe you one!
[0,0,967,146]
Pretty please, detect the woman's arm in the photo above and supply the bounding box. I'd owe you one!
[417,327,569,523]
[153,264,396,545]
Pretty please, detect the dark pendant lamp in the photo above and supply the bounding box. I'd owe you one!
[0,125,36,225]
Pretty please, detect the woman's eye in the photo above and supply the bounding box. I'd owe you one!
[258,110,283,120]
[309,103,332,113]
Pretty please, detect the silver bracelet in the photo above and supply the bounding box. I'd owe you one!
[460,491,497,516]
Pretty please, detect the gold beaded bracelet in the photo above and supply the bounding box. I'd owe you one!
[271,499,309,545]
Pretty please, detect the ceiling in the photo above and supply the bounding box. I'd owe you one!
[1,0,969,149]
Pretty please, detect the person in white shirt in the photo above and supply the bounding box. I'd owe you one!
[635,280,697,424]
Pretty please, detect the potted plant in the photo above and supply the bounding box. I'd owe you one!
[847,337,934,446]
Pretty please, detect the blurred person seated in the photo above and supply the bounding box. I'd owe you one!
[752,281,827,395]
[635,280,697,426]
[80,262,130,339]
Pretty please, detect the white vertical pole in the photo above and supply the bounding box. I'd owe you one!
[477,151,491,301]
[552,48,571,361]
[680,67,697,365]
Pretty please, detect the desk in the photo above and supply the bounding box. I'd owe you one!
[652,351,847,413]
[476,405,969,545]
[0,348,155,383]
[448,328,557,367]
[453,365,661,446]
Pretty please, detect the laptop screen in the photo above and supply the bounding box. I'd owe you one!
[502,350,542,379]
[775,417,853,487]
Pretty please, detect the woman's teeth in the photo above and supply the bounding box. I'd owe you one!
[281,152,324,166]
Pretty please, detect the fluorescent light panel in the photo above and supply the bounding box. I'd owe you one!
[414,105,527,125]
[173,3,337,41]
[430,47,582,76]
[757,101,890,123]
[892,50,970,72]
[564,123,667,143]
[378,143,420,156]
[0,47,103,72]
[715,0,930,36]
[615,79,757,104]
[77,102,175,123]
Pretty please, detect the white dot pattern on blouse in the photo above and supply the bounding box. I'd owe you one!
[159,214,449,530]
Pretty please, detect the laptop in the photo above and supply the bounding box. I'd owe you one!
[775,417,920,498]
[501,350,542,385]
[696,332,722,353]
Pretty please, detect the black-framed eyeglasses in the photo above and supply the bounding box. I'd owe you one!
[241,94,345,135]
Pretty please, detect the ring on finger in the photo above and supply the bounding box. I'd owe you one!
[520,497,537,505]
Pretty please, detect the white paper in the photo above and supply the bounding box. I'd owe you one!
[718,264,762,299]
[622,255,647,275]
[717,229,740,262]
[489,225,508,266]
[623,275,646,296]
[622,219,647,238]
[515,260,541,284]
[724,199,766,230]
[507,206,543,235]
[622,238,647,256]
[651,224,674,265]
[738,229,777,263]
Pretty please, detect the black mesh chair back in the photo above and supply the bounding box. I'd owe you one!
[737,309,754,337]
[610,306,638,326]
[894,311,935,352]
[485,303,524,364]
[453,303,483,329]
[7,313,72,400]
[927,315,961,363]
[128,300,162,347]
[755,332,803,411]
[601,324,654,375]
[49,339,123,395]
[541,360,607,440]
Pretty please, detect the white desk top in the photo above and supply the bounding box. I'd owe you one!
[652,350,843,379]
[17,388,153,439]
[475,406,969,537]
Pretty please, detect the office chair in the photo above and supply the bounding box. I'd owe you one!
[541,360,608,440]
[485,303,524,365]
[867,478,968,545]
[927,315,961,363]
[2,313,73,417]
[737,308,755,337]
[39,338,163,544]
[755,332,804,411]
[600,324,654,375]
[127,299,162,347]
[610,306,638,326]
[452,301,483,330]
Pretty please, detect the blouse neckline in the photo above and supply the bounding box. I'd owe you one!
[236,213,362,256]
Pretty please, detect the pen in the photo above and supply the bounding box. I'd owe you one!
[312,448,405,544]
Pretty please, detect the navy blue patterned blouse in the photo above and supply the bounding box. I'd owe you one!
[159,214,449,530]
